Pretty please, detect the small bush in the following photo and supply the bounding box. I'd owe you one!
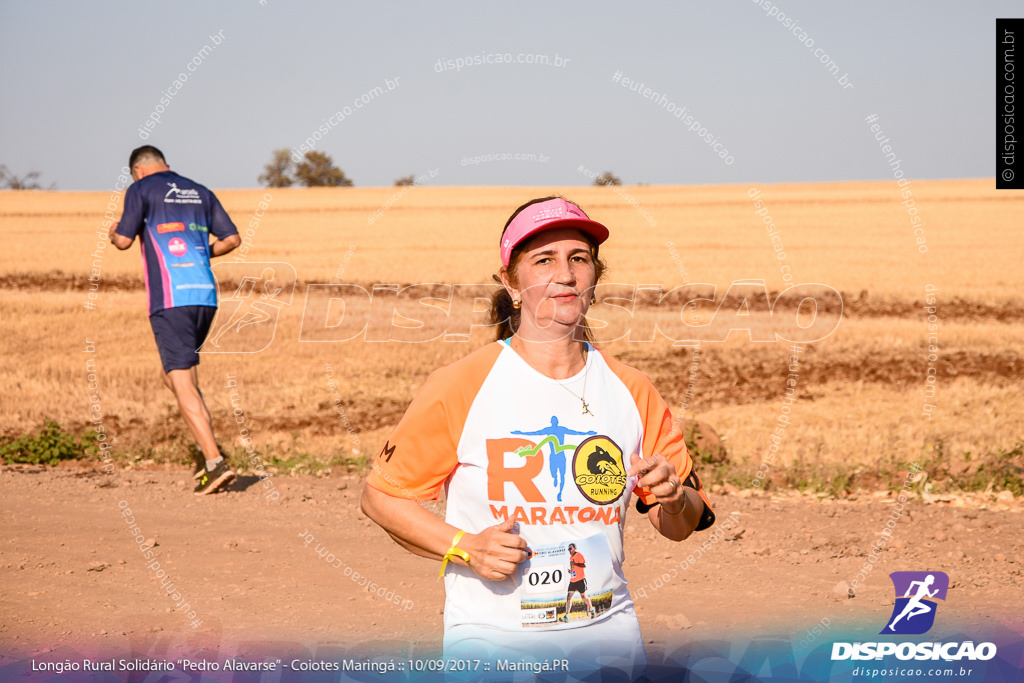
[967,441,1024,496]
[918,438,1023,495]
[0,419,98,466]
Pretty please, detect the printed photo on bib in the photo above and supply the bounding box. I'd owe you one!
[519,532,614,629]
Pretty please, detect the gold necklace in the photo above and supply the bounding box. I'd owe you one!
[511,338,593,415]
[556,347,592,416]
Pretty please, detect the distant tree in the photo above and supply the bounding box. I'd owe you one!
[593,171,622,187]
[258,149,295,187]
[0,164,54,190]
[294,151,353,187]
[394,175,416,187]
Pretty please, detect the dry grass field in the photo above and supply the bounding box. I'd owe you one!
[1,179,1022,495]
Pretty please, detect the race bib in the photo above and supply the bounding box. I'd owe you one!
[519,533,614,629]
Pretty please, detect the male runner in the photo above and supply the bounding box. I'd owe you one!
[109,146,240,495]
[561,543,596,622]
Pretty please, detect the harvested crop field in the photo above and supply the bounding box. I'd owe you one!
[1,180,1022,679]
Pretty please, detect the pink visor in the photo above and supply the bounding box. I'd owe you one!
[500,198,609,266]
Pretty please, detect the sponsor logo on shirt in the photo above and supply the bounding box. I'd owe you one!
[165,182,200,199]
[170,262,196,268]
[571,437,627,505]
[483,427,628,527]
[490,503,621,527]
[165,182,203,205]
[156,221,186,233]
[168,237,188,257]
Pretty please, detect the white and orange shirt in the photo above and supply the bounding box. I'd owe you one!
[367,340,714,633]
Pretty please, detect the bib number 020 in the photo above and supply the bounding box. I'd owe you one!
[525,566,563,591]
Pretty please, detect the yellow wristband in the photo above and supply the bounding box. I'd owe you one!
[439,529,471,577]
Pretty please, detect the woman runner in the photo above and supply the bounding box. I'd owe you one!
[361,196,716,680]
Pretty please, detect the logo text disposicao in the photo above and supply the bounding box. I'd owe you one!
[831,641,997,662]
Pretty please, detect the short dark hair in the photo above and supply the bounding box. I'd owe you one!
[129,145,166,170]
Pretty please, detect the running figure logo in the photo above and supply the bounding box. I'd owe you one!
[512,417,596,501]
[202,262,296,354]
[881,571,949,635]
[164,182,200,203]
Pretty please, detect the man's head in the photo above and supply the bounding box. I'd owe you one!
[129,145,169,181]
[568,544,576,554]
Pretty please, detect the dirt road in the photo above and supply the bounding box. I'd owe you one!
[1,464,1021,680]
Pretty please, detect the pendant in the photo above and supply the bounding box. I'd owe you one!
[581,400,593,416]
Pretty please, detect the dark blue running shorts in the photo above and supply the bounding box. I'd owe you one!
[149,305,217,373]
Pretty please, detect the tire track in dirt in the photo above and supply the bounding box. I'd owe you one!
[5,272,1024,321]
[14,347,1018,457]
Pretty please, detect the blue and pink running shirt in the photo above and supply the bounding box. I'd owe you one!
[116,171,238,315]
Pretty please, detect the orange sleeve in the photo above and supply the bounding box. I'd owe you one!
[600,350,715,531]
[366,343,502,500]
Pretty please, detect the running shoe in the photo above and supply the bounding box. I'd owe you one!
[193,459,236,496]
[190,445,227,480]
[189,446,205,480]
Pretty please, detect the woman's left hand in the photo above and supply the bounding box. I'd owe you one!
[627,451,685,515]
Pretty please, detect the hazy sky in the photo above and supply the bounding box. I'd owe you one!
[0,2,1010,190]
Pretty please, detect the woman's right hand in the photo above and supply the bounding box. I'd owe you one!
[462,519,529,581]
